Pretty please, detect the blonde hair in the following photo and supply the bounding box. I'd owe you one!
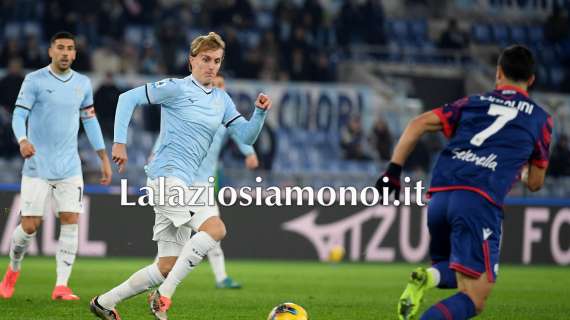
[190,32,225,57]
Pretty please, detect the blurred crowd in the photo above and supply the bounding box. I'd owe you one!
[0,0,388,82]
[1,0,570,180]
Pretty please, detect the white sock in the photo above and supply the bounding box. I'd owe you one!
[98,263,165,310]
[9,225,35,272]
[207,242,227,283]
[427,267,441,287]
[158,231,217,298]
[56,224,79,286]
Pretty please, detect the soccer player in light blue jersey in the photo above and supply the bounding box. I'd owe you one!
[150,74,258,290]
[0,32,112,301]
[206,74,259,290]
[91,32,271,320]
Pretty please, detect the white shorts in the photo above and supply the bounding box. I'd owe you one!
[148,177,219,257]
[20,175,84,217]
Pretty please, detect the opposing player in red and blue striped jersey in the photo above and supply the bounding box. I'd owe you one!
[376,45,552,320]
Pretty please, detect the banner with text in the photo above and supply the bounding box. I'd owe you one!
[0,192,568,265]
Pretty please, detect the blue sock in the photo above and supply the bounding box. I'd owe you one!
[420,292,476,320]
[433,261,457,289]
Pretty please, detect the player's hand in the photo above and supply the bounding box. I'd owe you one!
[375,162,402,200]
[19,139,35,159]
[112,143,128,173]
[245,154,259,170]
[255,93,272,111]
[99,154,113,185]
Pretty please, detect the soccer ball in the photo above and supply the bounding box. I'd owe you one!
[267,302,308,320]
[328,245,345,263]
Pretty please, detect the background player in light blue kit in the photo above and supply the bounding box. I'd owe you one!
[91,32,271,320]
[186,73,259,289]
[0,31,112,301]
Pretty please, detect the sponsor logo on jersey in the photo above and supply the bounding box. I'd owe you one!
[451,148,498,171]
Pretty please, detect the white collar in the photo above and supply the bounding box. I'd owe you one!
[189,74,213,94]
[47,65,73,81]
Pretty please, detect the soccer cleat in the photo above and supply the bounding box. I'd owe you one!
[216,277,242,289]
[148,290,171,320]
[397,267,430,320]
[51,285,80,300]
[0,266,20,299]
[90,296,121,320]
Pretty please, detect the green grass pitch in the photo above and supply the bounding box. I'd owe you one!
[0,257,568,319]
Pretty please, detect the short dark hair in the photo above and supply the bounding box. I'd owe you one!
[50,31,75,45]
[498,45,535,82]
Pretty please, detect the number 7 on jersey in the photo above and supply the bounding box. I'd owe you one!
[470,103,518,147]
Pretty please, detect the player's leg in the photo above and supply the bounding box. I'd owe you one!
[419,273,492,320]
[426,192,457,290]
[51,176,83,300]
[206,203,241,289]
[398,191,452,319]
[157,216,225,296]
[419,190,501,319]
[92,211,184,316]
[209,243,240,288]
[0,176,48,299]
[150,215,225,320]
[92,260,166,320]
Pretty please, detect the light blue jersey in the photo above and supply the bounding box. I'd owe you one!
[115,74,266,186]
[193,126,255,183]
[13,66,98,180]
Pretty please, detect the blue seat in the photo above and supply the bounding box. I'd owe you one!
[538,46,557,65]
[527,26,544,44]
[388,20,409,40]
[491,24,509,45]
[471,24,491,43]
[509,25,527,44]
[409,19,428,41]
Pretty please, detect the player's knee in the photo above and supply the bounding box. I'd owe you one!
[208,221,227,241]
[20,219,39,234]
[157,260,176,277]
[59,212,79,224]
[199,217,226,241]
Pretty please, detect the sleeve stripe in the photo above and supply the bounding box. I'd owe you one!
[432,107,453,138]
[224,115,242,128]
[80,104,94,110]
[145,84,152,104]
[15,104,31,110]
[531,159,549,169]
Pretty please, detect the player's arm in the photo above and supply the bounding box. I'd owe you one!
[81,106,112,185]
[12,75,37,159]
[112,85,151,173]
[390,111,442,166]
[12,107,35,159]
[225,93,271,145]
[376,111,443,198]
[228,131,259,170]
[81,79,112,184]
[523,116,553,192]
[521,164,547,192]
